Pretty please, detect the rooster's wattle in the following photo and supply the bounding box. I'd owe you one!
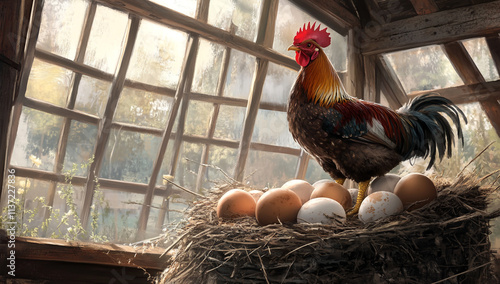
[287,23,466,215]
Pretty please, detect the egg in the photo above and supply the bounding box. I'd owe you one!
[312,179,332,187]
[394,173,437,211]
[347,188,358,207]
[255,188,302,226]
[217,189,256,219]
[281,179,314,204]
[311,181,352,210]
[248,190,264,203]
[297,197,346,224]
[358,191,403,223]
[368,174,401,195]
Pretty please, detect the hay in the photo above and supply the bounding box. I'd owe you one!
[158,175,500,283]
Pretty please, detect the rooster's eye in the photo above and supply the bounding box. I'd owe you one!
[307,43,311,47]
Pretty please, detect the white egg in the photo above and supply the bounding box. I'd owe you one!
[347,188,358,207]
[368,174,401,195]
[297,197,346,225]
[358,191,403,224]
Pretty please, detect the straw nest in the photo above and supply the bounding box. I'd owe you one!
[158,174,500,284]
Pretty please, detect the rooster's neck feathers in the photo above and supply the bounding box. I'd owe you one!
[300,51,353,107]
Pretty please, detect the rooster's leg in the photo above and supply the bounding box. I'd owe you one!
[347,180,370,216]
[334,178,345,185]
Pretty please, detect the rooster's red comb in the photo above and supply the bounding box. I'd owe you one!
[294,22,331,48]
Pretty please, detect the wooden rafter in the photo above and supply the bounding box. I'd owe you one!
[409,80,500,105]
[376,56,408,109]
[486,35,500,73]
[361,1,500,55]
[443,41,500,136]
[289,0,360,35]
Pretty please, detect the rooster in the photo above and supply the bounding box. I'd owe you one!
[287,23,466,215]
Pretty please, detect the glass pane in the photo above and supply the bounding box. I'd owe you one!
[305,158,331,184]
[149,0,198,17]
[74,75,112,117]
[214,105,246,140]
[92,189,142,243]
[384,45,464,93]
[84,5,129,73]
[223,49,255,99]
[127,19,188,88]
[173,142,204,190]
[100,129,162,183]
[26,59,73,107]
[37,0,88,59]
[185,100,214,137]
[206,146,238,185]
[192,39,226,95]
[11,107,64,172]
[462,38,500,82]
[252,109,299,148]
[245,150,298,188]
[1,178,51,237]
[208,0,262,41]
[63,121,98,176]
[261,62,298,104]
[114,87,174,129]
[145,195,165,238]
[51,183,85,235]
[274,0,347,71]
[155,140,175,186]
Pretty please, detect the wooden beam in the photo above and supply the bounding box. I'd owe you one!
[289,0,360,35]
[376,55,408,109]
[96,0,298,71]
[408,80,500,105]
[346,29,364,99]
[361,1,500,55]
[486,35,500,74]
[23,97,100,124]
[363,55,378,102]
[294,150,310,180]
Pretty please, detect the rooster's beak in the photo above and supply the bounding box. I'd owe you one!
[287,45,300,51]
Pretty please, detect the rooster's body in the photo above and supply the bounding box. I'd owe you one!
[287,23,466,215]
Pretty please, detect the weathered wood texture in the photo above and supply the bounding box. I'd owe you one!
[376,56,408,109]
[361,1,500,55]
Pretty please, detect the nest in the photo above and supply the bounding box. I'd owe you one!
[158,175,500,283]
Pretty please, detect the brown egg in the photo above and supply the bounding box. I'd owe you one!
[310,181,352,211]
[217,189,256,219]
[255,188,302,226]
[312,179,332,187]
[281,179,314,204]
[394,173,437,211]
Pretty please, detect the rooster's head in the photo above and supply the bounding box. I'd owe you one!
[288,22,331,67]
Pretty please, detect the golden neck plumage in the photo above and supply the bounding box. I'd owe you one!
[300,51,352,107]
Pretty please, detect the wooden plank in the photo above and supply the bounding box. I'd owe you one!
[486,35,500,73]
[111,121,163,136]
[363,55,378,102]
[289,0,360,35]
[5,233,169,270]
[408,80,500,105]
[294,150,310,180]
[376,55,408,108]
[82,15,141,228]
[23,97,100,124]
[95,0,298,71]
[409,0,439,15]
[361,1,500,55]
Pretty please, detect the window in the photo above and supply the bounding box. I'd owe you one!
[3,0,348,242]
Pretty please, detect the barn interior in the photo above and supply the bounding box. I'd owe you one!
[1,0,500,283]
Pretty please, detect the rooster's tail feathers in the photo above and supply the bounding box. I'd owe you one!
[397,94,467,169]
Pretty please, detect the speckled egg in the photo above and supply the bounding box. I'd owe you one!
[297,197,346,224]
[394,173,437,211]
[217,189,256,219]
[255,188,302,226]
[368,174,401,195]
[347,188,358,207]
[358,191,403,223]
[281,179,314,204]
[311,181,352,210]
